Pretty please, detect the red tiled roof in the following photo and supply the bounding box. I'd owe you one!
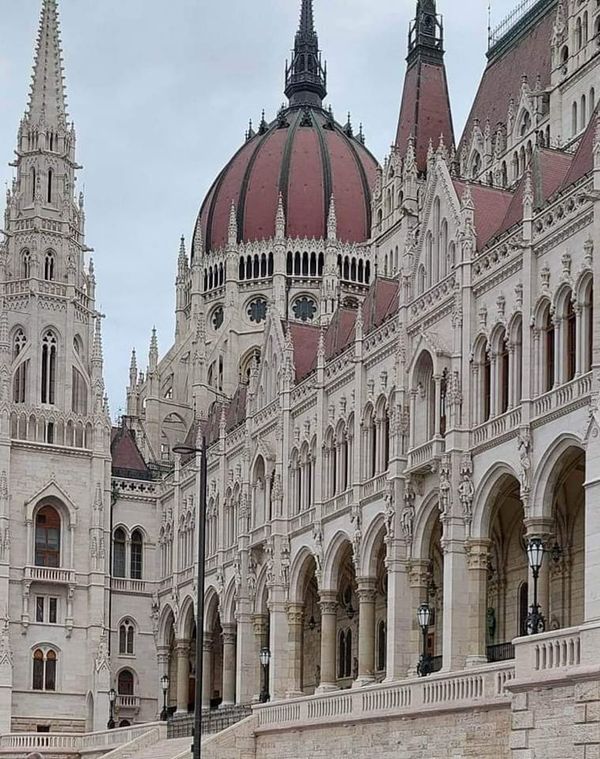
[559,106,598,190]
[362,278,399,333]
[395,60,455,173]
[324,308,357,360]
[195,107,379,254]
[453,180,514,250]
[460,5,555,150]
[111,425,149,476]
[289,322,321,382]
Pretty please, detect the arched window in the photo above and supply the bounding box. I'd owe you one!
[498,332,509,415]
[21,250,31,279]
[13,358,28,404]
[541,303,555,392]
[33,648,57,691]
[581,94,587,128]
[113,528,126,577]
[582,280,594,373]
[520,110,531,137]
[119,620,135,655]
[425,232,433,288]
[572,101,578,136]
[576,16,583,50]
[338,629,353,678]
[35,505,61,567]
[72,368,88,415]
[471,151,482,179]
[565,296,577,382]
[476,339,491,423]
[377,620,386,672]
[117,669,134,696]
[13,329,26,359]
[44,251,55,281]
[47,169,53,204]
[41,330,57,405]
[518,583,529,637]
[130,530,143,579]
[31,167,36,202]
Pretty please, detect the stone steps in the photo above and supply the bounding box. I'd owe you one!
[124,736,191,759]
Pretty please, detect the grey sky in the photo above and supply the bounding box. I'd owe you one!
[0,0,519,413]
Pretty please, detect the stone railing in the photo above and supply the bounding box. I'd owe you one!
[0,722,164,755]
[472,407,522,448]
[116,694,141,711]
[97,725,164,759]
[360,474,387,502]
[112,578,147,593]
[24,565,76,585]
[254,662,514,732]
[290,506,316,531]
[514,626,582,680]
[407,438,444,473]
[532,373,592,420]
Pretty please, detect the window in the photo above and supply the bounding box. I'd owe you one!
[35,596,58,624]
[21,250,31,279]
[542,304,555,392]
[130,530,143,579]
[13,330,28,403]
[44,251,55,281]
[118,669,134,696]
[32,648,57,691]
[519,583,529,637]
[72,368,88,415]
[338,629,352,678]
[119,620,135,655]
[292,296,317,322]
[377,620,386,672]
[113,528,126,578]
[41,330,57,405]
[31,167,36,202]
[247,297,268,324]
[499,334,509,415]
[212,306,224,330]
[481,342,491,422]
[35,506,61,568]
[566,298,576,382]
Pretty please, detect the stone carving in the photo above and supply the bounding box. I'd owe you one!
[0,609,12,668]
[216,566,225,605]
[518,428,532,508]
[95,628,110,672]
[458,454,474,530]
[401,479,416,546]
[384,483,395,543]
[438,454,452,517]
[350,502,362,573]
[280,536,290,591]
[233,560,242,598]
[313,521,324,584]
[247,554,257,601]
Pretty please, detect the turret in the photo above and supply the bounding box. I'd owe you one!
[285,0,327,108]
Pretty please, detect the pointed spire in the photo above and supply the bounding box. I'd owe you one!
[327,195,337,241]
[129,349,138,386]
[177,235,188,278]
[523,167,534,217]
[285,0,327,107]
[149,327,158,372]
[26,0,68,128]
[228,202,238,247]
[92,316,103,366]
[192,216,204,264]
[317,327,326,369]
[275,193,286,239]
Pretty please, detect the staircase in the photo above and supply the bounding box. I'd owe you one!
[113,736,192,759]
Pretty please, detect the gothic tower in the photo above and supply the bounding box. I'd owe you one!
[0,0,112,733]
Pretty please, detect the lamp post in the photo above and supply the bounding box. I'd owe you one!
[259,647,271,703]
[160,674,169,721]
[526,537,546,635]
[172,437,208,759]
[107,688,116,730]
[416,603,432,677]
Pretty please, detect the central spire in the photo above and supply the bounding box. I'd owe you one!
[285,0,327,108]
[26,0,68,128]
[408,0,444,64]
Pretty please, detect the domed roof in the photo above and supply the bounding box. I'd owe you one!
[196,107,379,254]
[193,0,379,256]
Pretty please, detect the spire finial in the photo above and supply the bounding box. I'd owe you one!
[285,0,327,107]
[228,201,238,246]
[149,327,158,371]
[92,315,104,366]
[275,193,286,239]
[327,195,337,241]
[26,0,68,128]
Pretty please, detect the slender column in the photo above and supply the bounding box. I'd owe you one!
[286,603,305,698]
[433,375,442,436]
[174,638,190,713]
[221,625,237,706]
[532,329,540,396]
[409,390,417,447]
[489,355,498,417]
[354,578,377,686]
[252,614,269,702]
[201,634,213,709]
[575,305,583,376]
[156,646,169,716]
[507,344,516,409]
[554,316,562,386]
[408,560,429,676]
[317,591,338,692]
[466,540,491,666]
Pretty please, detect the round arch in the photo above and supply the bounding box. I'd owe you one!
[288,546,317,604]
[471,461,521,539]
[360,513,387,578]
[322,530,352,590]
[531,434,585,520]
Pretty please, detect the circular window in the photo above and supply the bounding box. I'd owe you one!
[247,298,268,324]
[293,296,317,322]
[211,306,224,330]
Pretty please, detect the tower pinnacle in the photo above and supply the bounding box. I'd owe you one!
[285,0,327,108]
[26,0,68,129]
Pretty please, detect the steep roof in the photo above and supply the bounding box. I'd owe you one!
[111,425,151,480]
[452,180,514,250]
[460,1,556,150]
[559,106,599,190]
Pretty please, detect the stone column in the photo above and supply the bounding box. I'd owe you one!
[286,603,305,698]
[385,542,412,681]
[442,516,470,671]
[235,608,255,705]
[317,591,338,693]
[174,638,190,713]
[525,519,553,626]
[201,634,213,710]
[156,645,170,717]
[252,614,269,702]
[433,375,442,436]
[221,625,237,707]
[354,578,377,687]
[408,560,430,676]
[466,540,491,666]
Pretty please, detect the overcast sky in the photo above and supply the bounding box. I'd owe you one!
[0,0,520,413]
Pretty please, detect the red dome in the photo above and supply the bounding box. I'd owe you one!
[196,107,379,254]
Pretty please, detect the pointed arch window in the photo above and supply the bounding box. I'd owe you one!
[21,250,31,279]
[119,619,135,655]
[113,528,126,578]
[13,359,28,404]
[377,620,386,672]
[72,367,88,415]
[117,669,134,696]
[47,169,53,204]
[31,167,36,202]
[35,505,61,568]
[130,530,143,580]
[41,330,57,405]
[33,648,57,691]
[44,251,55,281]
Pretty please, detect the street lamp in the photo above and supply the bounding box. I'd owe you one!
[172,437,208,759]
[416,603,432,677]
[160,674,169,721]
[107,688,116,730]
[526,537,546,635]
[259,647,271,703]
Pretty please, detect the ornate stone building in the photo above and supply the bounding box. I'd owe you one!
[2,0,600,756]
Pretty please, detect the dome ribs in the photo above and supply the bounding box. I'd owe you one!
[278,109,303,228]
[237,123,276,245]
[311,110,333,238]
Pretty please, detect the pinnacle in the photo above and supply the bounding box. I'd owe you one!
[26,0,68,128]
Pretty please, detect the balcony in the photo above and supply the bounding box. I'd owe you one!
[407,438,444,474]
[116,694,141,713]
[360,474,387,503]
[23,565,75,585]
[472,408,522,449]
[112,578,147,593]
[486,642,515,663]
[532,373,592,422]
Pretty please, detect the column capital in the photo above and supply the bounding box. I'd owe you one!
[465,538,491,571]
[356,577,377,602]
[174,638,190,655]
[252,612,269,637]
[286,602,305,626]
[524,517,554,540]
[221,623,237,644]
[408,559,430,588]
[319,590,338,615]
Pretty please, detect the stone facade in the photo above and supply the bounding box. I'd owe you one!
[2,1,600,755]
